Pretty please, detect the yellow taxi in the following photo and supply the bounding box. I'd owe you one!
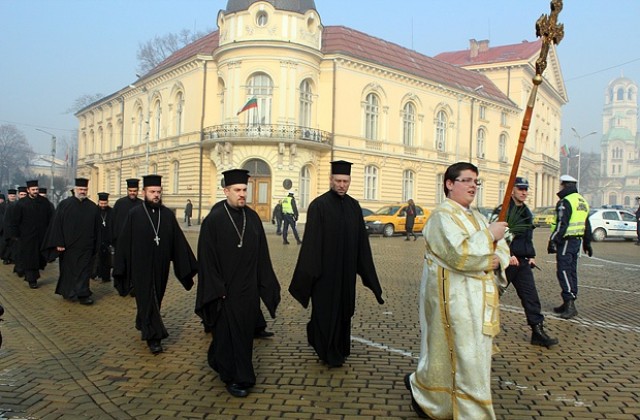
[533,207,556,227]
[364,204,430,237]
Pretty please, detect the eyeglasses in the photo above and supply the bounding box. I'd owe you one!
[454,177,482,186]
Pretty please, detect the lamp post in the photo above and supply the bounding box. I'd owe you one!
[571,127,597,186]
[35,128,57,197]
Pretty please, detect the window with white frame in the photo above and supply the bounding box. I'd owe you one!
[436,173,445,203]
[172,161,179,194]
[477,128,486,158]
[435,110,447,151]
[476,179,484,206]
[136,107,144,145]
[246,73,273,125]
[402,102,415,146]
[501,111,508,126]
[402,170,415,202]
[175,92,184,136]
[364,165,378,200]
[153,101,161,140]
[479,105,487,120]
[299,165,311,209]
[364,93,379,140]
[299,80,313,128]
[499,133,507,162]
[150,163,157,174]
[498,181,506,203]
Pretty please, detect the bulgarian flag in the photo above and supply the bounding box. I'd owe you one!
[237,97,258,115]
[560,144,569,157]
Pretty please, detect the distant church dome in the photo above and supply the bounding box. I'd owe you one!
[224,0,317,14]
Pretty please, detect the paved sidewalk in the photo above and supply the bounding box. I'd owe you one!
[0,226,639,419]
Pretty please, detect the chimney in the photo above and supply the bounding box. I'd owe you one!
[478,39,489,53]
[469,39,479,58]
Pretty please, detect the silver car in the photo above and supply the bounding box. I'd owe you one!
[589,208,638,242]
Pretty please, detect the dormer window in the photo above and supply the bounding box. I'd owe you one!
[256,11,268,27]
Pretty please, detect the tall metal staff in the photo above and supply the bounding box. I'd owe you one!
[498,0,564,222]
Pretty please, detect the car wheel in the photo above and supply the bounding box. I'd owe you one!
[592,228,606,242]
[383,224,395,237]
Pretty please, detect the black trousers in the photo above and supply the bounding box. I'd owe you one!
[505,257,544,325]
[556,237,581,301]
[282,214,301,243]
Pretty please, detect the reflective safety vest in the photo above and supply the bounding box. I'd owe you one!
[282,196,294,214]
[551,193,589,237]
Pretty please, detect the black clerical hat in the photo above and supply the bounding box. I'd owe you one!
[143,175,162,187]
[126,178,140,188]
[98,192,109,201]
[222,169,250,187]
[39,188,47,194]
[26,180,38,188]
[7,189,17,195]
[75,178,89,187]
[18,186,27,193]
[330,160,352,175]
[0,194,5,200]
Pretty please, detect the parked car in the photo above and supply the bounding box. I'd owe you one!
[589,208,638,242]
[533,207,556,227]
[361,207,374,218]
[364,204,430,237]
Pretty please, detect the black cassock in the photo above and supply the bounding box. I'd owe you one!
[43,197,100,299]
[13,195,53,278]
[113,202,197,341]
[289,190,384,366]
[195,201,281,387]
[111,196,142,295]
[93,206,114,281]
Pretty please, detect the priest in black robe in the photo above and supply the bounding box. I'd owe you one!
[93,192,114,282]
[289,160,384,368]
[42,178,100,305]
[195,169,281,398]
[6,187,27,274]
[12,180,53,289]
[2,189,18,264]
[113,175,197,355]
[111,178,143,296]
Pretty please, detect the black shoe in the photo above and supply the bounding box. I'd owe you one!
[404,373,429,418]
[530,323,559,348]
[78,297,94,305]
[296,240,302,245]
[29,281,38,289]
[559,299,578,319]
[254,329,274,339]
[553,301,567,314]
[226,383,248,398]
[405,238,410,241]
[16,272,25,278]
[147,340,163,354]
[413,236,417,241]
[283,240,290,245]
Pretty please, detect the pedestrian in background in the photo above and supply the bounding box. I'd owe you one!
[271,199,283,235]
[94,192,113,283]
[548,174,592,320]
[635,196,640,245]
[404,198,417,241]
[405,161,509,419]
[281,191,302,245]
[184,199,193,227]
[111,178,142,296]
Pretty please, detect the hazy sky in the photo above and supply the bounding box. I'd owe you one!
[1,0,639,156]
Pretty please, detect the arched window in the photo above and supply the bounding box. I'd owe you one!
[477,128,486,158]
[617,88,624,100]
[153,101,161,140]
[175,92,184,136]
[136,107,144,145]
[364,93,379,140]
[299,80,313,128]
[608,192,617,205]
[106,123,113,152]
[402,170,415,202]
[402,102,415,146]
[246,73,273,125]
[435,110,447,151]
[150,163,157,175]
[498,181,506,203]
[97,127,103,154]
[499,133,507,162]
[364,165,378,200]
[172,161,179,194]
[436,173,445,203]
[299,165,312,209]
[628,88,635,101]
[218,78,226,122]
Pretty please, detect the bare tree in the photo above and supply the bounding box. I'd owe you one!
[65,93,104,114]
[136,28,210,74]
[0,124,34,188]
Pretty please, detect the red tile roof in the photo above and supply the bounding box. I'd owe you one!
[143,26,514,107]
[434,39,542,67]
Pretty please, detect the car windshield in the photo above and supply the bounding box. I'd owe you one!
[375,206,400,215]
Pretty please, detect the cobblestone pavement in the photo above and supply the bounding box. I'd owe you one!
[0,224,638,419]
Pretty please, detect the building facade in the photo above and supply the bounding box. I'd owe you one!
[76,0,565,221]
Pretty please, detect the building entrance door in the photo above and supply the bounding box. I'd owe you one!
[243,159,272,221]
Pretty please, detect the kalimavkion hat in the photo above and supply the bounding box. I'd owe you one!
[330,160,352,175]
[26,180,38,188]
[7,189,17,195]
[98,192,110,201]
[18,187,27,193]
[514,177,529,189]
[222,169,250,187]
[559,174,578,183]
[0,194,4,200]
[143,175,162,188]
[126,178,140,188]
[75,178,89,187]
[39,188,47,194]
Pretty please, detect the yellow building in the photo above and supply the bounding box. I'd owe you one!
[76,0,565,221]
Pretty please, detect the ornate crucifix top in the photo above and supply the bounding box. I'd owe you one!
[534,0,564,83]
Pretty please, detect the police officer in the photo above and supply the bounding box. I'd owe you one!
[548,174,592,319]
[494,177,558,347]
[281,191,302,245]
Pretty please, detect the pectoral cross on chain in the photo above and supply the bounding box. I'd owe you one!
[102,220,106,227]
[154,236,160,246]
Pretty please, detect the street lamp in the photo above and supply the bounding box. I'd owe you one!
[35,128,57,197]
[571,127,597,186]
